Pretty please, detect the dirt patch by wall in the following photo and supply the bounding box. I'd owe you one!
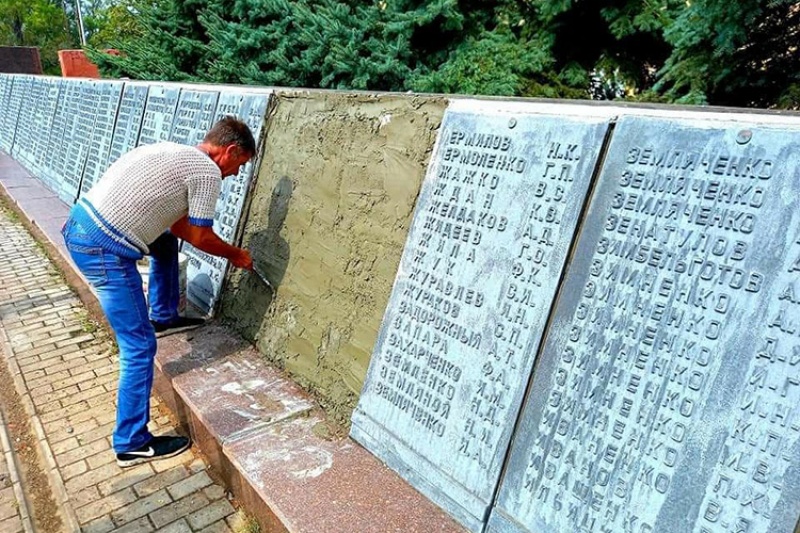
[221,92,446,426]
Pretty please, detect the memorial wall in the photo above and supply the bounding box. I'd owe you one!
[2,73,800,533]
[0,74,272,315]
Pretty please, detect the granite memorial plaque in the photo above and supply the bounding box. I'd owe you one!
[182,90,271,314]
[168,89,219,146]
[44,80,81,193]
[107,83,148,165]
[79,81,124,197]
[11,76,42,170]
[349,100,613,531]
[1,75,29,153]
[55,81,97,203]
[0,75,14,151]
[29,78,62,180]
[488,114,800,533]
[137,85,180,146]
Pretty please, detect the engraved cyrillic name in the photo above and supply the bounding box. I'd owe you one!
[169,91,219,146]
[30,79,60,177]
[2,76,29,152]
[46,82,79,189]
[108,84,147,165]
[138,86,179,146]
[11,78,43,169]
[352,105,610,531]
[182,91,270,313]
[694,231,800,531]
[490,118,800,533]
[520,142,769,533]
[81,82,123,196]
[58,82,98,202]
[0,76,14,150]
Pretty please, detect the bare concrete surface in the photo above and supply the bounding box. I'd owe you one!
[0,203,244,532]
[222,93,447,426]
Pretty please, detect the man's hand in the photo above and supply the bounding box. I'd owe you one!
[171,216,252,269]
[230,248,253,270]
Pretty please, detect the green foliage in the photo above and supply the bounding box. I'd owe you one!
[0,0,78,74]
[85,0,144,49]
[411,30,553,96]
[84,0,800,108]
[656,0,800,108]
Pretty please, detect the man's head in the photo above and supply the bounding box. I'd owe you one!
[199,116,257,177]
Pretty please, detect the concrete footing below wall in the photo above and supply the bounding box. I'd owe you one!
[0,151,465,533]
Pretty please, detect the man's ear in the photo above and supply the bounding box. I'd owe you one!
[223,144,238,159]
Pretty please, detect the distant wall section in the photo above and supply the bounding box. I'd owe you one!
[220,93,446,424]
[0,47,42,74]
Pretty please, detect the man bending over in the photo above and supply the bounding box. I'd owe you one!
[62,117,255,467]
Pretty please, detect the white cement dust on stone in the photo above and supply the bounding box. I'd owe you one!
[220,379,267,395]
[246,445,333,482]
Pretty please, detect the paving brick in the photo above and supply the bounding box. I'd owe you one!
[134,467,189,498]
[60,384,110,408]
[51,436,80,455]
[0,501,16,522]
[76,421,115,445]
[26,370,70,390]
[187,499,235,531]
[86,449,115,470]
[198,521,233,533]
[66,461,123,493]
[72,485,102,508]
[152,453,194,473]
[0,515,23,533]
[111,489,171,527]
[203,485,226,502]
[57,437,108,467]
[150,492,210,528]
[167,471,213,501]
[156,518,192,533]
[39,400,92,423]
[75,487,137,523]
[97,463,154,497]
[28,383,54,398]
[57,370,97,390]
[81,515,115,533]
[55,333,97,348]
[115,516,155,533]
[47,418,99,444]
[61,459,89,481]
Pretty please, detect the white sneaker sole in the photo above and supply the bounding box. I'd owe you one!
[116,440,191,468]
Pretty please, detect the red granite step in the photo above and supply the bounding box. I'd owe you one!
[156,326,466,533]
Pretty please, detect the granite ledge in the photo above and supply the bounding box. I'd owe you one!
[155,326,466,533]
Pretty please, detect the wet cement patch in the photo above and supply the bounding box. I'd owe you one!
[221,92,446,426]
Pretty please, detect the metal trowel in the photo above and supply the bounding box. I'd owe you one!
[250,263,273,291]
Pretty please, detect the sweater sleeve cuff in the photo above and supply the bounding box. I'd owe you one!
[188,217,214,227]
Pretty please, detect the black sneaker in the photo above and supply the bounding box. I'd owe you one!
[116,435,191,467]
[151,317,205,338]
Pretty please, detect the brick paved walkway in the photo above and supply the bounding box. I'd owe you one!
[0,411,29,533]
[0,207,242,532]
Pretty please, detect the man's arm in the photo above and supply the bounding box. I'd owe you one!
[170,216,253,269]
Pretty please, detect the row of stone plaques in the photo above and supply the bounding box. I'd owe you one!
[352,99,800,533]
[0,74,271,315]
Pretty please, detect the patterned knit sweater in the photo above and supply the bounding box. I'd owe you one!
[71,142,221,258]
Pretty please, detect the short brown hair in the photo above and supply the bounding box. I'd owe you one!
[203,116,257,156]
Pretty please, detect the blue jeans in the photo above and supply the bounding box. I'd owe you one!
[61,217,180,453]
